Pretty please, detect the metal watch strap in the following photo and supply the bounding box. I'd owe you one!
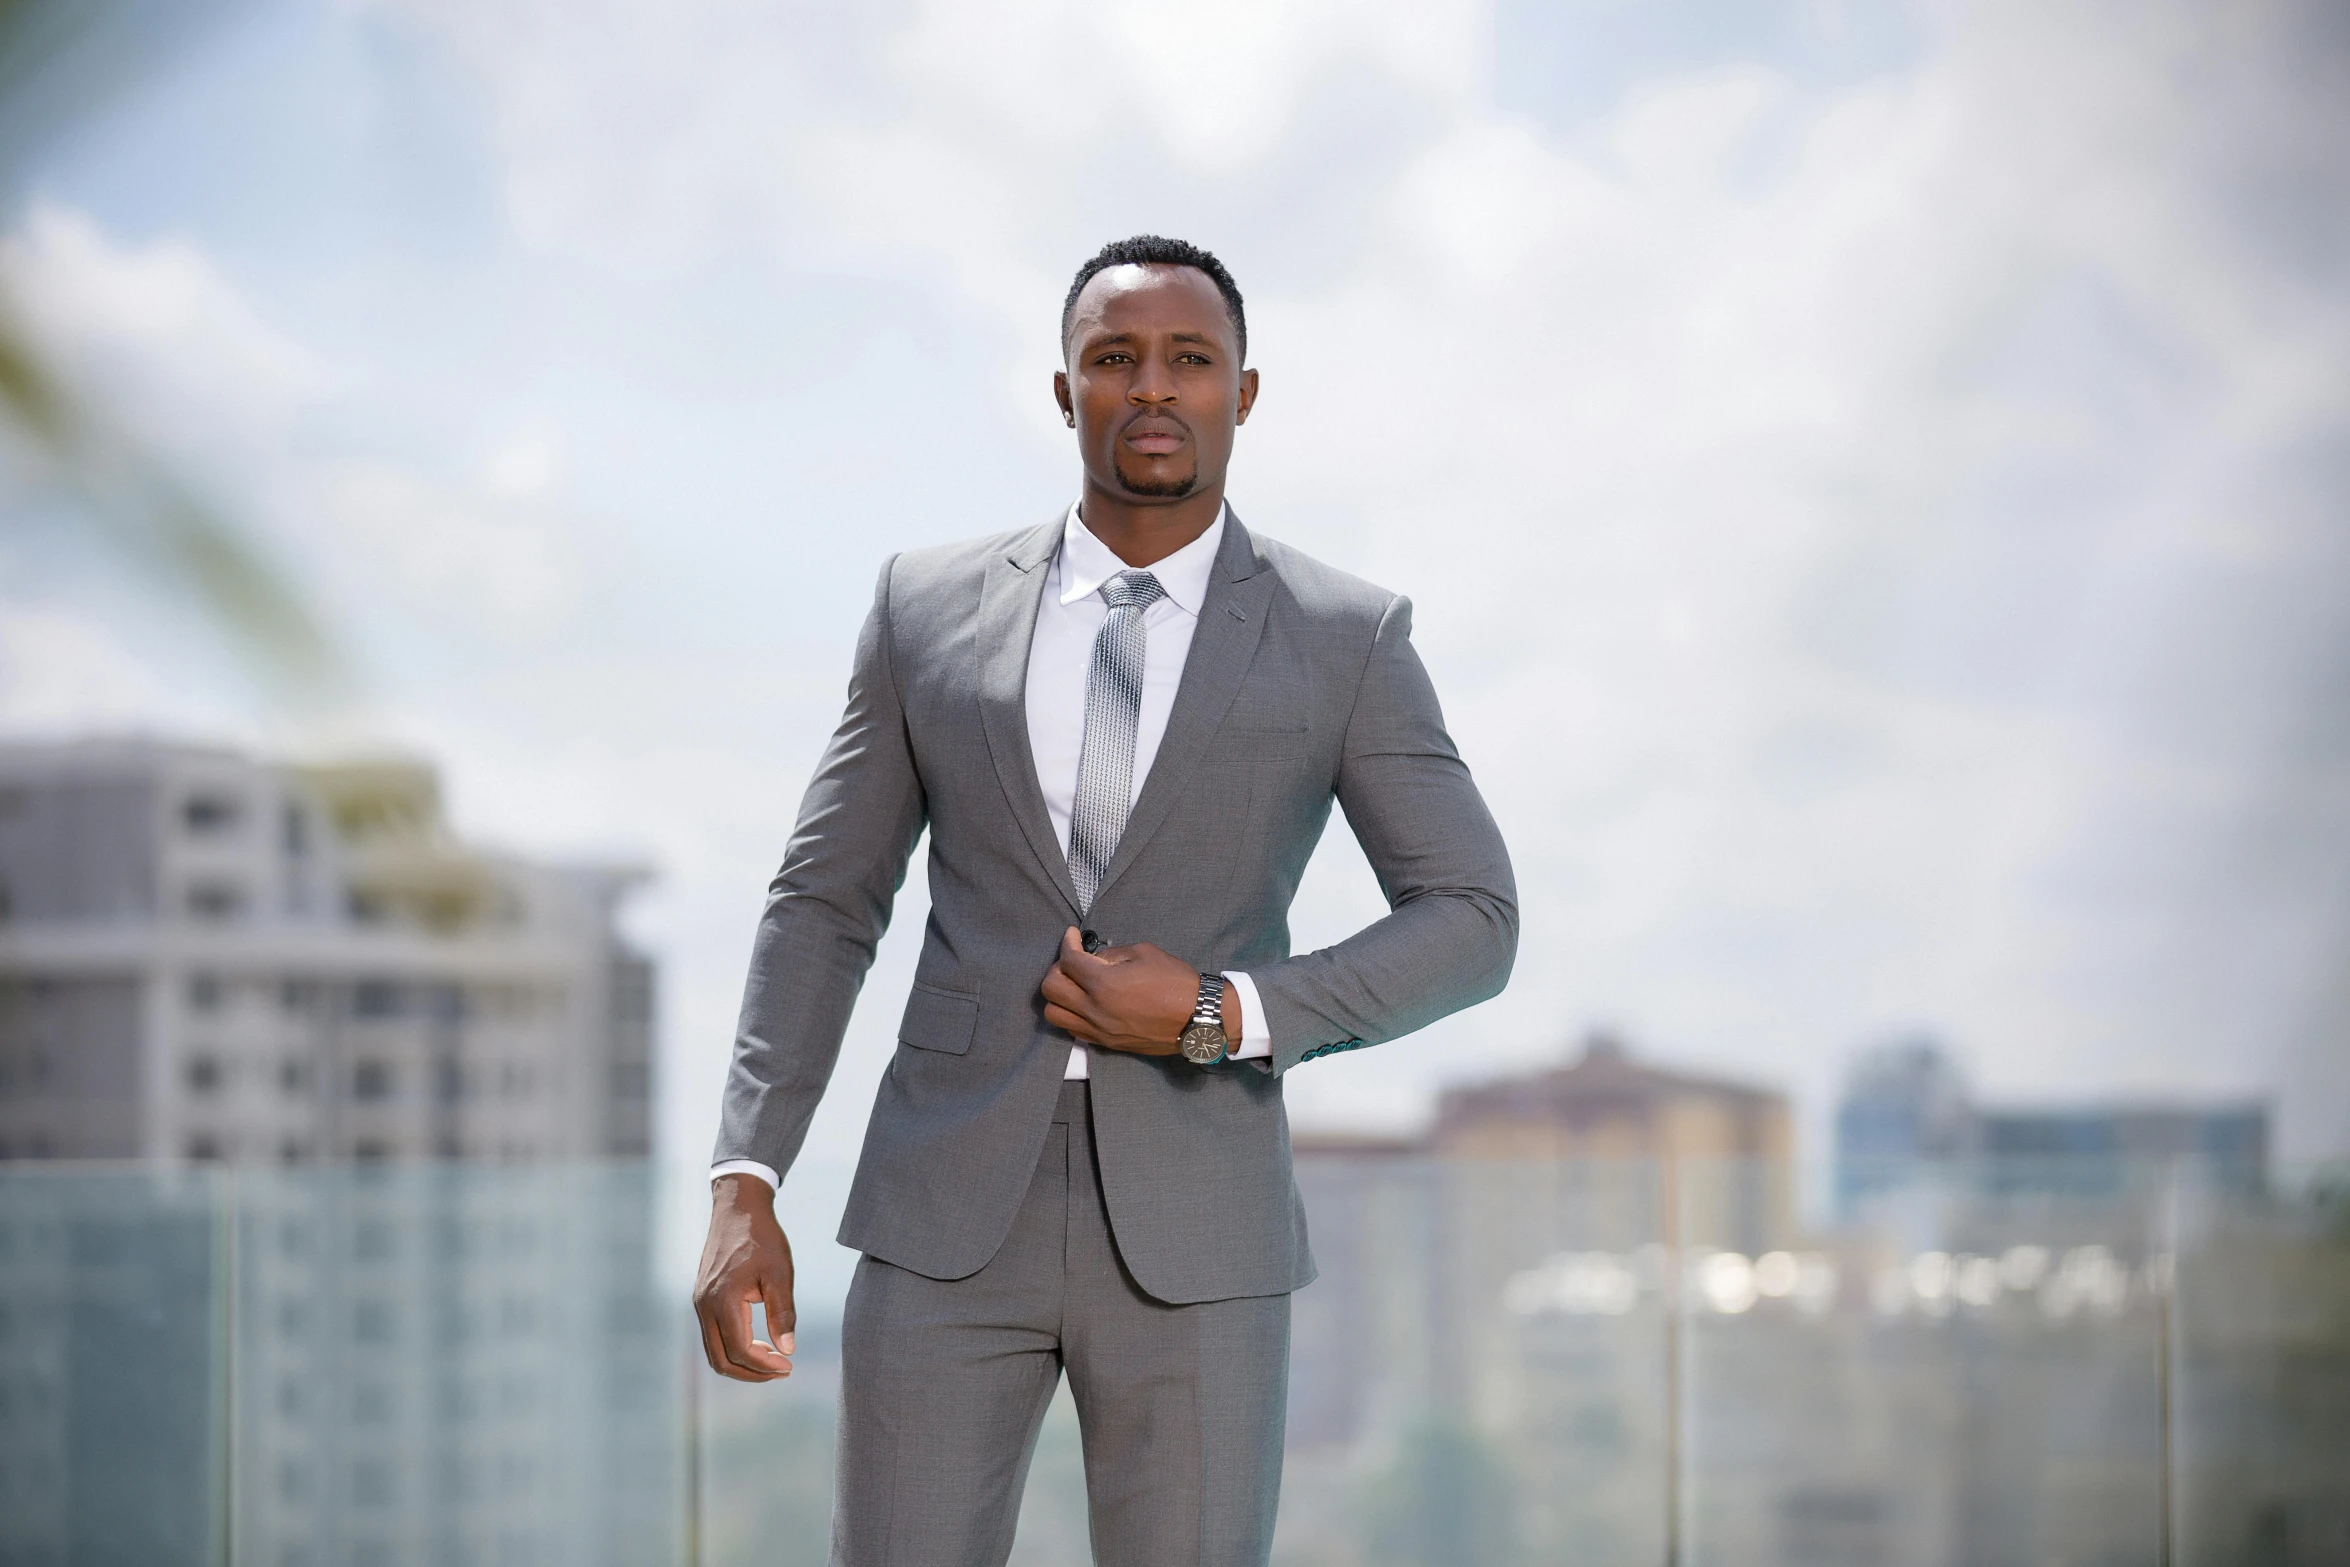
[1192,971,1225,1028]
[1178,972,1229,1065]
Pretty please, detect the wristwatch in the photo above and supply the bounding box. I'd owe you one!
[1177,972,1230,1065]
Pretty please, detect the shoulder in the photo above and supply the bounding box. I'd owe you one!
[868,519,1057,624]
[1247,528,1402,630]
[885,522,1050,593]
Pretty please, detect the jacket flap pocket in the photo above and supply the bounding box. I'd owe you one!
[899,982,979,1054]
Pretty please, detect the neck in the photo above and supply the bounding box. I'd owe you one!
[1076,480,1225,568]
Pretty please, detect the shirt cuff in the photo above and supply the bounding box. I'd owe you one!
[1221,971,1271,1059]
[710,1158,779,1192]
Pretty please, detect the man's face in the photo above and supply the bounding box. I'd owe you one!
[1056,264,1257,502]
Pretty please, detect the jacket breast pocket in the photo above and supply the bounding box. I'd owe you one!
[898,982,979,1054]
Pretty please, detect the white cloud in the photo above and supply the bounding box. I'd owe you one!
[0,203,599,654]
[0,599,253,740]
[306,458,586,634]
[0,201,327,460]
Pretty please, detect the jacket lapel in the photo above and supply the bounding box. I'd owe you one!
[976,519,1083,917]
[1090,511,1275,906]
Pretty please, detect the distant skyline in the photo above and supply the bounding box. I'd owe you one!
[1,0,2345,1181]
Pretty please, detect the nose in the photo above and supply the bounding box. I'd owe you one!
[1127,355,1177,405]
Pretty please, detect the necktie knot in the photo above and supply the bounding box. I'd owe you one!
[1101,571,1165,613]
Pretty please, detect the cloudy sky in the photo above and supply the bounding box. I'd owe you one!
[4,0,2346,1232]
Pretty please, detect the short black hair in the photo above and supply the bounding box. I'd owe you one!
[1061,235,1247,362]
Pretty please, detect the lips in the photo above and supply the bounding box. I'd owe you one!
[1121,416,1189,456]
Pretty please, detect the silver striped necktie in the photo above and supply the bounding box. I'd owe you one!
[1069,569,1166,913]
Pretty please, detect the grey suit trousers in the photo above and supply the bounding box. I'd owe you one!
[833,1082,1290,1567]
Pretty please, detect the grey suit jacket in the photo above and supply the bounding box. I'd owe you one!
[716,512,1516,1303]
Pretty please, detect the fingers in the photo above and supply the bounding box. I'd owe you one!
[1054,929,1106,994]
[1041,963,1107,1042]
[761,1275,798,1363]
[697,1302,727,1373]
[724,1294,794,1380]
[1040,963,1089,1012]
[1044,1001,1099,1041]
[700,1284,789,1382]
[698,1303,766,1383]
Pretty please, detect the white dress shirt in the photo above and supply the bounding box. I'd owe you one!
[1030,504,1271,1080]
[713,504,1271,1191]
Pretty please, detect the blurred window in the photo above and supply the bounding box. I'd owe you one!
[352,1060,393,1100]
[185,1132,223,1160]
[187,882,245,921]
[181,793,242,834]
[186,1054,222,1093]
[353,980,401,1018]
[188,974,224,1012]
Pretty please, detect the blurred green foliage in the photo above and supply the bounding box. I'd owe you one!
[0,0,349,702]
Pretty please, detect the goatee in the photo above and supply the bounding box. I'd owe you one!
[1120,469,1197,499]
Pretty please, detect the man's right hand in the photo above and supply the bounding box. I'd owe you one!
[693,1174,797,1382]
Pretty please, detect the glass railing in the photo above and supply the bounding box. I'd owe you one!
[2,1158,2343,1565]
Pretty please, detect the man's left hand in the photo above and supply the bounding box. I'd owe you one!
[1040,927,1239,1052]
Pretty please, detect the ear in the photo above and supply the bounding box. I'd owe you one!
[1053,369,1075,427]
[1235,367,1260,426]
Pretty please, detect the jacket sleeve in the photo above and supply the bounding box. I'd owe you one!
[712,558,928,1178]
[1248,594,1518,1072]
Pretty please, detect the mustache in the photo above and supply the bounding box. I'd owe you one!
[1119,409,1194,438]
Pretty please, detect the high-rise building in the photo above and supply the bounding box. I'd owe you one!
[1833,1035,2269,1215]
[1280,1035,1793,1561]
[1834,1034,1983,1216]
[1431,1030,1794,1253]
[0,739,671,1566]
[0,738,654,1165]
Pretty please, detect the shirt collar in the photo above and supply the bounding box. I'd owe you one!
[1056,502,1226,617]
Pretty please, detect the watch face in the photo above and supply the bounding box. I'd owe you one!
[1179,1022,1228,1065]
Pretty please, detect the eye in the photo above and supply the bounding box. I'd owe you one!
[1095,351,1134,365]
[1177,353,1212,365]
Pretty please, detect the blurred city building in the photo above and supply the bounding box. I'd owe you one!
[0,738,655,1164]
[1287,1035,1793,1559]
[2,741,2341,1564]
[1431,1030,1794,1253]
[1836,1035,2270,1217]
[0,739,670,1566]
[1276,1033,2343,1567]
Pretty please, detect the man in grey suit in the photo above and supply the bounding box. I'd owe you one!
[694,234,1516,1566]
